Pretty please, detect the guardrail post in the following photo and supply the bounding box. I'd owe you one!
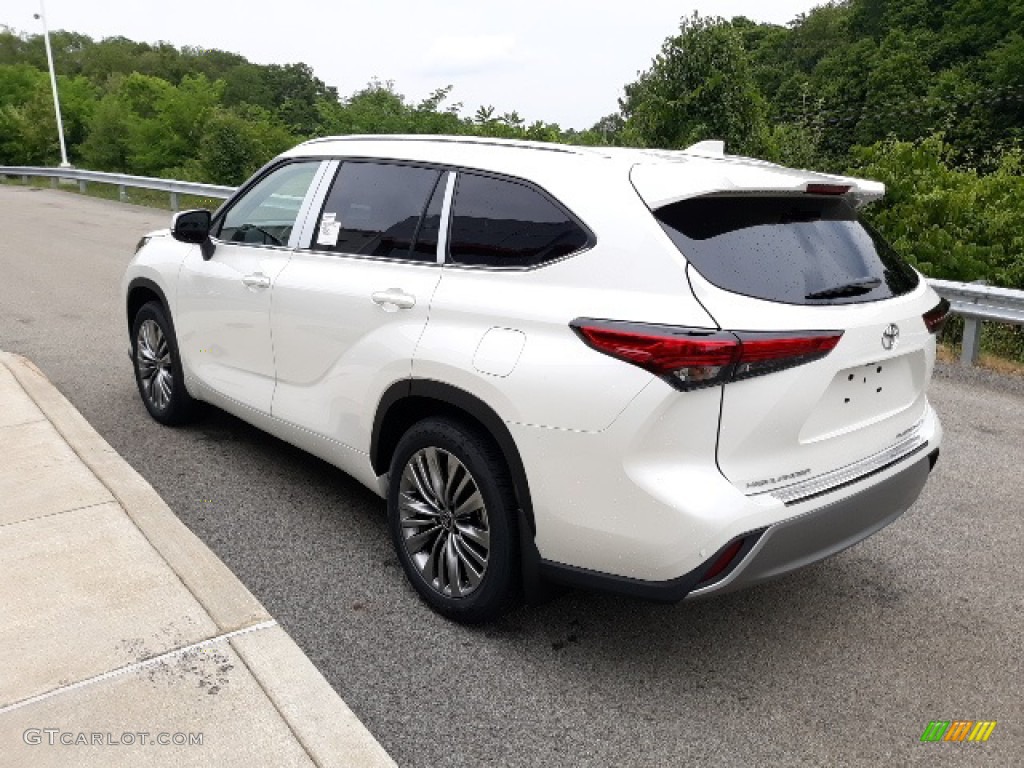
[50,177,58,188]
[78,179,87,194]
[961,317,982,366]
[170,192,179,212]
[22,175,29,184]
[118,184,127,202]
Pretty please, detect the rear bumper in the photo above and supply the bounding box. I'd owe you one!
[538,448,937,603]
[687,448,934,598]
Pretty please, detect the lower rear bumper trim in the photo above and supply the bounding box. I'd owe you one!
[538,451,935,603]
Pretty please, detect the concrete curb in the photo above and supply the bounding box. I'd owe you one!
[1,352,397,768]
[2,352,268,633]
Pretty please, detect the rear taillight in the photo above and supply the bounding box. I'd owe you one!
[731,331,842,382]
[923,297,951,334]
[571,319,842,390]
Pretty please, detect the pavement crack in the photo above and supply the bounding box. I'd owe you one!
[0,619,277,715]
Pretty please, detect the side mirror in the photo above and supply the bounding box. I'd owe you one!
[171,209,212,244]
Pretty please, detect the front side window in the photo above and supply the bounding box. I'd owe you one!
[447,173,589,268]
[217,162,319,247]
[312,162,442,260]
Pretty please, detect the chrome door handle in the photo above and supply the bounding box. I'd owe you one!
[242,273,271,290]
[371,289,416,310]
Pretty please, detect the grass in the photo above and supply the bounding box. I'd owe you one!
[937,342,1024,376]
[938,315,1024,376]
[0,174,224,212]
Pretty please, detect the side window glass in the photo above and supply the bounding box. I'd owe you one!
[218,162,319,247]
[313,162,441,260]
[448,174,589,268]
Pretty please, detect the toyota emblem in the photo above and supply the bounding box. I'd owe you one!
[881,323,900,350]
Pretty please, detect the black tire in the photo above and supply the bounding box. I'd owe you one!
[131,300,196,426]
[388,418,520,623]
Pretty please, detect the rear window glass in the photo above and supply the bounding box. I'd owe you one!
[448,173,589,268]
[656,196,919,305]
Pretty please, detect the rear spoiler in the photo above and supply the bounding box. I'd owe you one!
[630,145,885,210]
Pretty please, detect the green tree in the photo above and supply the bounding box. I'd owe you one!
[78,92,135,170]
[263,62,337,135]
[620,13,765,152]
[854,30,936,145]
[195,106,296,185]
[0,66,94,165]
[851,135,1024,288]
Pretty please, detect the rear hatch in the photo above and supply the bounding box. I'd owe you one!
[632,157,944,496]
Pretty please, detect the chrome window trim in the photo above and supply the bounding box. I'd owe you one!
[437,246,596,273]
[276,248,443,269]
[293,160,339,250]
[436,171,456,265]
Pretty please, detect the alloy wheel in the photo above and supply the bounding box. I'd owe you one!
[398,447,491,598]
[136,318,173,410]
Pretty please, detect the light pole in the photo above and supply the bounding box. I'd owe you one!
[34,0,71,167]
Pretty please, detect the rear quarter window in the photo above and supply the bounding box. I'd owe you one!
[447,173,590,268]
[656,196,919,305]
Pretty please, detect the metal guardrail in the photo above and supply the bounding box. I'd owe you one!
[0,165,234,211]
[929,279,1024,366]
[3,165,1023,368]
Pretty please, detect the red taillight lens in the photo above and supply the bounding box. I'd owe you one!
[571,322,740,389]
[571,320,843,390]
[733,331,843,381]
[923,297,951,334]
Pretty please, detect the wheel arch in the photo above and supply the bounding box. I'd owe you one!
[126,277,172,334]
[372,379,536,535]
[127,277,195,397]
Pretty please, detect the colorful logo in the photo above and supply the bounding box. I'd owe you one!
[920,720,997,742]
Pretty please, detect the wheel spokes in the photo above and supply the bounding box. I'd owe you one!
[136,319,173,410]
[399,492,441,522]
[404,524,442,553]
[407,456,439,507]
[453,489,484,519]
[456,521,489,551]
[398,447,490,599]
[452,535,485,588]
[423,449,446,503]
[445,535,461,598]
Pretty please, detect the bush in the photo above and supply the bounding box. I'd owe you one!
[850,135,1024,289]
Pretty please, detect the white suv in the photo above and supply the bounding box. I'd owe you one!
[122,135,947,622]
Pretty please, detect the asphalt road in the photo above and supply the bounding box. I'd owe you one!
[2,184,1022,766]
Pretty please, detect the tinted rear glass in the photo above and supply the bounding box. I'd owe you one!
[656,196,919,305]
[448,173,589,268]
[314,162,441,260]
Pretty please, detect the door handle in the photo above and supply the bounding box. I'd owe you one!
[242,273,271,290]
[371,289,416,310]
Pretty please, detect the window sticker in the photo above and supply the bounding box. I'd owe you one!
[316,212,340,246]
